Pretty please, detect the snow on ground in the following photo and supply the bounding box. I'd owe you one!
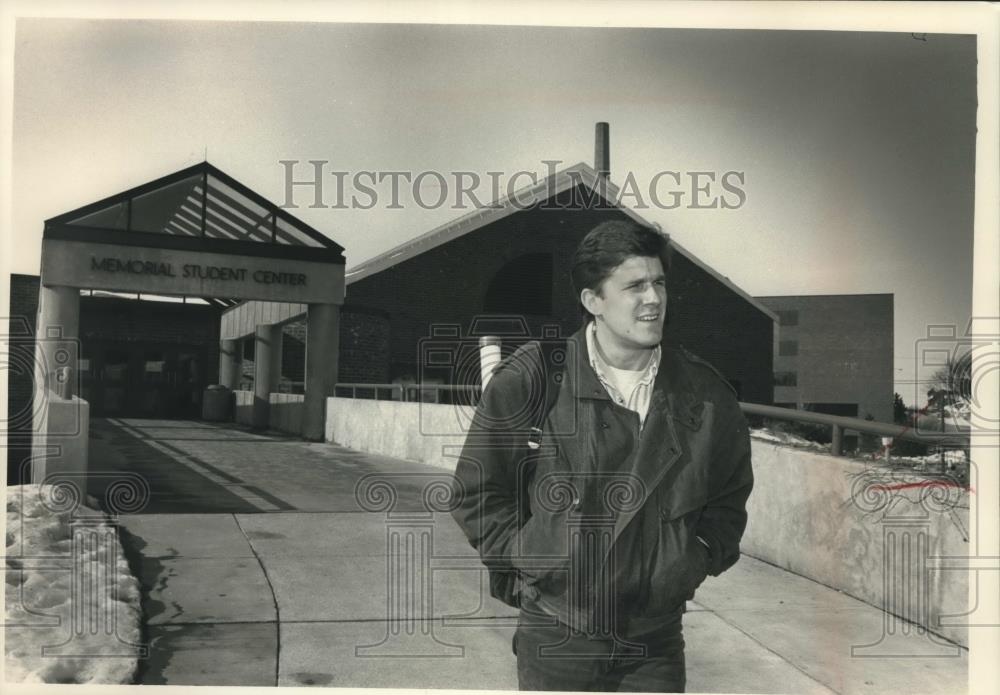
[4,484,141,684]
[749,427,828,451]
[944,404,973,431]
[751,426,969,478]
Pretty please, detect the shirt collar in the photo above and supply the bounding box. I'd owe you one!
[586,320,660,388]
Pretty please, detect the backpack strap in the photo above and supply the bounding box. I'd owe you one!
[526,339,567,450]
[489,339,565,608]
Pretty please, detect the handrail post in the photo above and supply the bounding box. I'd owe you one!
[831,424,843,456]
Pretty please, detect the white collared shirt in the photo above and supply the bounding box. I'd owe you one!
[586,321,660,427]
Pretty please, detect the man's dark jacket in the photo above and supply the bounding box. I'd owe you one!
[450,325,754,633]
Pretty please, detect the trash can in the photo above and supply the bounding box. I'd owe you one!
[202,384,233,422]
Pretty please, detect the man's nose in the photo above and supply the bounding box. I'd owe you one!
[642,285,664,305]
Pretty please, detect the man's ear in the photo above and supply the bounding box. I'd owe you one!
[580,287,602,318]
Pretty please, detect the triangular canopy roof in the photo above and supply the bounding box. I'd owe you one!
[46,161,343,255]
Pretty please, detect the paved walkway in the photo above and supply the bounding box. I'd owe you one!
[90,418,968,693]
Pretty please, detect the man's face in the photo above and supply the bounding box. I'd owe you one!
[583,255,667,351]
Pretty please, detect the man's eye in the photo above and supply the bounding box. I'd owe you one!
[654,279,666,287]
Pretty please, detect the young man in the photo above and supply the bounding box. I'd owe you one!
[450,220,754,692]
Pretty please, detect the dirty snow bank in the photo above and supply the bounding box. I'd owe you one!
[4,484,141,684]
[750,427,828,451]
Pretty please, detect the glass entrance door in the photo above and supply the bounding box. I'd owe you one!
[100,347,131,417]
[85,342,207,419]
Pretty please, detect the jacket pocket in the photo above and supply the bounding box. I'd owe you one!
[511,507,570,577]
[646,503,710,614]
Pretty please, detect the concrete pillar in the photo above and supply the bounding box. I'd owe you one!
[219,339,240,390]
[35,284,81,397]
[252,324,281,429]
[303,303,340,441]
[269,328,283,393]
[31,284,82,482]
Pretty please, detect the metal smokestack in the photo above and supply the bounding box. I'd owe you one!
[595,122,610,179]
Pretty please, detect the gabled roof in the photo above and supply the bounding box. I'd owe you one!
[45,161,343,259]
[346,162,777,323]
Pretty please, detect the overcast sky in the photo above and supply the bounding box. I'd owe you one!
[7,19,978,405]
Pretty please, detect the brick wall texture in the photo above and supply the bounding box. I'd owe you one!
[757,293,894,423]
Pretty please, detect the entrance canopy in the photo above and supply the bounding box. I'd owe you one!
[35,161,346,443]
[41,162,345,305]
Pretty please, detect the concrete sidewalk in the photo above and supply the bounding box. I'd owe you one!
[94,419,967,693]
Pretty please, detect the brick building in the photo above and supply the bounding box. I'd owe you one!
[344,161,777,404]
[755,293,894,423]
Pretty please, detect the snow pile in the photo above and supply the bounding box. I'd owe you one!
[751,425,968,481]
[882,448,968,469]
[944,404,972,430]
[750,427,828,451]
[5,484,141,684]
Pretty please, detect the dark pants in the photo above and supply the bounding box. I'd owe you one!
[513,607,686,692]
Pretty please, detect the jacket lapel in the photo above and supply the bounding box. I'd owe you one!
[556,327,704,556]
[605,345,702,553]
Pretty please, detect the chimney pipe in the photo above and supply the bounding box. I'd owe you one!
[595,122,610,179]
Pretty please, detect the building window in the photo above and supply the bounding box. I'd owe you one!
[773,371,797,387]
[777,310,799,326]
[483,253,553,316]
[778,340,798,356]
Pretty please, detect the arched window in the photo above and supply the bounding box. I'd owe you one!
[483,253,553,316]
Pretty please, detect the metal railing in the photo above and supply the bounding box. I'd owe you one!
[335,383,481,404]
[741,402,969,456]
[332,383,970,457]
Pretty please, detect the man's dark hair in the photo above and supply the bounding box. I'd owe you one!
[571,219,672,320]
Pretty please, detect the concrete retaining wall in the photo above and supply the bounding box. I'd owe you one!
[269,393,305,436]
[233,391,307,437]
[743,441,969,647]
[323,397,969,647]
[325,397,474,469]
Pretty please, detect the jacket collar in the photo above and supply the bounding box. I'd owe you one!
[564,323,703,426]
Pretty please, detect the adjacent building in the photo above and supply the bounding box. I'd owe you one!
[755,293,894,423]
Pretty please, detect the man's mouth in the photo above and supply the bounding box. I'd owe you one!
[637,313,660,323]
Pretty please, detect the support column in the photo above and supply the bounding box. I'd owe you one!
[219,339,240,390]
[303,303,340,441]
[31,284,82,483]
[252,325,281,429]
[34,284,81,396]
[269,327,283,393]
